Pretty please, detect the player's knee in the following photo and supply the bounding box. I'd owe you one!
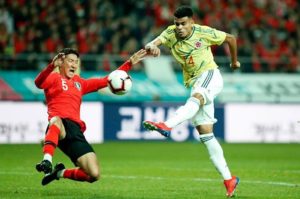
[49,116,63,126]
[196,125,214,134]
[192,93,205,105]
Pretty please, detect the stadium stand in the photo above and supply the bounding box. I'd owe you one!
[0,0,299,102]
[0,0,299,72]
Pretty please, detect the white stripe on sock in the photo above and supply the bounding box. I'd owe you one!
[43,153,52,163]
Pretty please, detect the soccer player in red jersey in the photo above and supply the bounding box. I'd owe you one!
[35,48,147,185]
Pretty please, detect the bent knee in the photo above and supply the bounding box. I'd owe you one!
[192,93,205,105]
[49,116,63,126]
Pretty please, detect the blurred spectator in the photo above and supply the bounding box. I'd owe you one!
[0,3,13,54]
[1,0,299,73]
[0,22,9,53]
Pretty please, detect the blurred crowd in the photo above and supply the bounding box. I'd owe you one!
[0,0,299,72]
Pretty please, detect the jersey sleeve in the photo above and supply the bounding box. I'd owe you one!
[202,26,226,45]
[200,25,226,45]
[81,60,132,94]
[157,25,175,48]
[116,60,132,72]
[80,76,108,94]
[35,63,56,89]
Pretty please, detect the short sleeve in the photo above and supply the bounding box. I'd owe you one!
[200,26,226,45]
[157,25,175,47]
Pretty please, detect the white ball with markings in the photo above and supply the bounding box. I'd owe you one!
[107,70,132,95]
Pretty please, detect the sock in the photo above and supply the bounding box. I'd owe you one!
[200,133,232,180]
[57,169,65,178]
[43,125,60,157]
[43,153,52,163]
[165,97,200,128]
[63,168,92,182]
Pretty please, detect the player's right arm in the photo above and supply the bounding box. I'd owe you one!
[34,63,55,88]
[145,38,162,57]
[145,25,175,57]
[117,49,147,71]
[35,53,65,88]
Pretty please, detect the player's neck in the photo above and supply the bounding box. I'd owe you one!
[60,72,72,80]
[176,27,194,40]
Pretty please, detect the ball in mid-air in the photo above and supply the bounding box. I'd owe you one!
[107,70,132,95]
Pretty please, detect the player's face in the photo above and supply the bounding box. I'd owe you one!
[61,54,79,79]
[174,17,194,38]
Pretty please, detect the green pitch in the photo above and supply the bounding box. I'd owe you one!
[0,142,299,199]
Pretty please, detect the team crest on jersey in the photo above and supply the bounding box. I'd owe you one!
[74,82,81,91]
[195,41,202,49]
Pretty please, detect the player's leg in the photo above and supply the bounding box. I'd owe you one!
[36,116,66,174]
[42,152,100,186]
[73,152,100,182]
[191,69,239,197]
[196,123,239,197]
[143,71,217,137]
[42,119,99,185]
[197,124,233,180]
[143,95,202,137]
[143,94,201,137]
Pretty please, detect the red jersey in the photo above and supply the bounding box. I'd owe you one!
[35,61,132,132]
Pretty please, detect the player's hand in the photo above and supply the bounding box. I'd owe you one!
[145,43,161,57]
[129,49,147,65]
[230,61,241,70]
[52,53,65,68]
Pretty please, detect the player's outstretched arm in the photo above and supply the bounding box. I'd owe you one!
[129,49,147,65]
[145,38,162,57]
[82,49,148,93]
[34,53,65,88]
[117,49,147,72]
[224,33,240,70]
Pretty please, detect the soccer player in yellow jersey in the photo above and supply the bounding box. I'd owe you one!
[143,6,240,197]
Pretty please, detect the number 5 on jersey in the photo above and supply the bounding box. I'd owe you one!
[61,79,68,90]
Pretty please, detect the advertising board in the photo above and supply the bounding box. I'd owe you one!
[225,104,300,143]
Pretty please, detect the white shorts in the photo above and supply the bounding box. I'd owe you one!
[190,69,223,126]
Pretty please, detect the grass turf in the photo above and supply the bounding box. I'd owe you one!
[0,142,299,199]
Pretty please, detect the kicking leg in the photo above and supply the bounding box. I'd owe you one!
[143,94,202,137]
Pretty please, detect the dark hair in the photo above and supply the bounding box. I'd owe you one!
[59,48,79,57]
[174,6,193,18]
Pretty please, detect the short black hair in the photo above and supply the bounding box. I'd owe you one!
[174,6,193,18]
[59,48,79,57]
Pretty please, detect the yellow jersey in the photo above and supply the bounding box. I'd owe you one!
[158,24,226,87]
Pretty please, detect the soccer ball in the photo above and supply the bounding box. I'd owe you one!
[107,70,132,95]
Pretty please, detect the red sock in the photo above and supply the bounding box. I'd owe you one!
[63,168,92,182]
[43,125,60,156]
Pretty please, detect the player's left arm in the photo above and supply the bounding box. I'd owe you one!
[145,38,162,57]
[117,49,147,72]
[223,33,240,70]
[81,77,108,94]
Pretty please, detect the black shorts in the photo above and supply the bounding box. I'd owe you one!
[57,119,94,164]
